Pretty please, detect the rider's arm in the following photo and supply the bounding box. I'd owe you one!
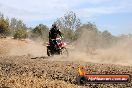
[57,30,62,38]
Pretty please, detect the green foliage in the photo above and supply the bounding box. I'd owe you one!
[13,29,27,39]
[10,18,17,36]
[0,13,10,36]
[10,18,27,37]
[32,24,49,40]
[8,18,28,39]
[55,11,117,47]
[0,11,118,47]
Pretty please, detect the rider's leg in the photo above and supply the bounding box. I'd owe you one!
[53,40,60,50]
[49,39,55,50]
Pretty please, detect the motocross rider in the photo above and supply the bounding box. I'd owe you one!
[49,23,62,50]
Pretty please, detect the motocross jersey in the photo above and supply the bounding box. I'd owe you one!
[49,27,62,39]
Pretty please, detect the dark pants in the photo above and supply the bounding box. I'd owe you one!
[49,39,58,50]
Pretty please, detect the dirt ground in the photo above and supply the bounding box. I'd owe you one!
[0,38,132,88]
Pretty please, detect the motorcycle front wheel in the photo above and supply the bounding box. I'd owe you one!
[60,47,69,57]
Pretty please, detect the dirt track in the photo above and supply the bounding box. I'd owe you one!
[0,38,132,88]
[0,55,132,88]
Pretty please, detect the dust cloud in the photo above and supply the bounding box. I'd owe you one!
[67,28,132,66]
[93,38,132,65]
[0,33,132,66]
[0,38,46,57]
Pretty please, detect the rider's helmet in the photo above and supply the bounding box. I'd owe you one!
[52,23,57,29]
[52,23,60,30]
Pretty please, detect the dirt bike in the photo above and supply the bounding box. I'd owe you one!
[46,37,68,57]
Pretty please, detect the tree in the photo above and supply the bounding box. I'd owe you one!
[16,20,27,30]
[75,22,98,39]
[100,30,116,48]
[55,11,81,41]
[32,24,49,40]
[10,18,27,39]
[56,11,81,30]
[10,18,17,36]
[0,13,10,36]
[10,18,27,38]
[75,22,100,50]
[13,29,27,39]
